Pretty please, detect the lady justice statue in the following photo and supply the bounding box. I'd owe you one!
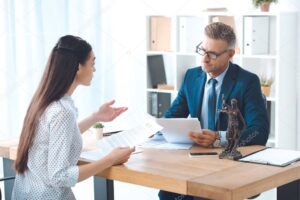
[218,96,246,160]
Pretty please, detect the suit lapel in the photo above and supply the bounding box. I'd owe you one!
[195,70,206,119]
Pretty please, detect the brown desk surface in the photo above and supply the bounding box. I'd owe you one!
[1,134,300,200]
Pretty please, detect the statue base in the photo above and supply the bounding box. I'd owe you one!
[219,149,242,160]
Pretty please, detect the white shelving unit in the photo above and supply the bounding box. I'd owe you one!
[146,12,297,148]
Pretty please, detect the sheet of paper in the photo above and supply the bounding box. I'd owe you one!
[155,118,200,144]
[80,112,162,161]
[139,139,167,148]
[81,148,143,161]
[80,149,106,161]
[239,148,300,166]
[139,134,193,150]
[152,142,192,150]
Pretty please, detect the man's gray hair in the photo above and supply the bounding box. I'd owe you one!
[204,22,236,48]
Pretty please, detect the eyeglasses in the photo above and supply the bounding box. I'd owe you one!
[195,42,230,60]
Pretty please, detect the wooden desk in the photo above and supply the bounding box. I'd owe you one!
[1,136,300,200]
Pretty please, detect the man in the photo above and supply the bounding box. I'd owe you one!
[158,22,269,200]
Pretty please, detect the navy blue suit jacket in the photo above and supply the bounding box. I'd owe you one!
[165,62,269,146]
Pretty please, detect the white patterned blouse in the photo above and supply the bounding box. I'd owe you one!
[12,95,82,200]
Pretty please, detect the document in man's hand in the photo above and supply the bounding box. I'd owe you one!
[238,148,300,167]
[156,118,201,144]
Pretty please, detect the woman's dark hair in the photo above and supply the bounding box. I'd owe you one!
[14,35,92,173]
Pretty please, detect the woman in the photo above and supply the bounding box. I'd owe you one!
[12,35,134,199]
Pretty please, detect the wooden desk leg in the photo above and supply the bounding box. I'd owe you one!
[277,179,300,200]
[3,158,15,200]
[93,177,114,200]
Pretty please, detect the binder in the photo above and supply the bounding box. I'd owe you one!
[157,93,171,118]
[178,17,206,53]
[150,16,172,51]
[243,16,270,55]
[148,92,171,118]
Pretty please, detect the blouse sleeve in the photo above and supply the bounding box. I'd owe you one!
[47,107,79,187]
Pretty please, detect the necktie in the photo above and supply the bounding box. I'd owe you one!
[208,78,217,130]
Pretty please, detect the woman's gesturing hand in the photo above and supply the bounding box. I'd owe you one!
[93,100,128,122]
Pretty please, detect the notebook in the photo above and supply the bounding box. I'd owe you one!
[238,148,300,167]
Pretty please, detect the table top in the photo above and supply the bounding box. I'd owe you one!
[1,134,300,200]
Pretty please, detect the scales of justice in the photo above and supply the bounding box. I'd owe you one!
[217,95,246,160]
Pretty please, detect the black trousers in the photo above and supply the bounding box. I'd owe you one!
[158,190,194,200]
[158,190,260,200]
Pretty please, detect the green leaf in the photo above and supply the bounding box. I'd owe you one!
[93,122,104,128]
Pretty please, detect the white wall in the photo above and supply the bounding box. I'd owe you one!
[293,2,300,151]
[278,0,300,151]
[276,0,300,151]
[298,5,300,151]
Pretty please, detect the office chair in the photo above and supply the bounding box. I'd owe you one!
[262,94,267,109]
[0,176,15,200]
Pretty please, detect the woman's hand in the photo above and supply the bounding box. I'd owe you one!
[78,146,135,182]
[106,147,135,165]
[93,100,127,122]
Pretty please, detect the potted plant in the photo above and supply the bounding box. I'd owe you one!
[252,0,278,12]
[260,75,274,97]
[92,122,104,140]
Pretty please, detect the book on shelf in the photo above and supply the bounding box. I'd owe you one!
[157,84,174,90]
[147,55,167,88]
[243,16,270,55]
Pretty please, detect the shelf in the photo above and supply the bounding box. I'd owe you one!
[200,11,278,17]
[146,88,178,94]
[146,53,278,59]
[266,97,276,102]
[147,51,198,56]
[242,12,278,17]
[146,12,297,148]
[235,54,277,59]
[146,51,175,55]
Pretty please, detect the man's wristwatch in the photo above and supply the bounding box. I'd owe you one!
[213,131,221,147]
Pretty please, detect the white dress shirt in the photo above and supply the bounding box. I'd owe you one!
[12,95,82,200]
[201,65,229,147]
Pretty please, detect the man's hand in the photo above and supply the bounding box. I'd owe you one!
[188,129,217,147]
